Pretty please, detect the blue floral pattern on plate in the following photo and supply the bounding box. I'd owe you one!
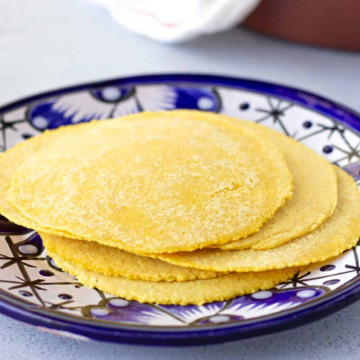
[0,74,359,345]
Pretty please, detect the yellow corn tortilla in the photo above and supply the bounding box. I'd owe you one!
[50,252,300,305]
[41,232,223,282]
[217,118,338,250]
[156,168,360,272]
[7,111,292,254]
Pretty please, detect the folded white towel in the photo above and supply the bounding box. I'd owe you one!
[91,0,260,43]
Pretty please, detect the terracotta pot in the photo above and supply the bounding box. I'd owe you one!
[243,0,360,51]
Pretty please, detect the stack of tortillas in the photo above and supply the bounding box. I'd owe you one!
[1,110,360,305]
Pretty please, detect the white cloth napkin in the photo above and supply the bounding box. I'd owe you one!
[91,0,261,43]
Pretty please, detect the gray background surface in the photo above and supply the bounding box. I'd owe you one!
[0,1,360,359]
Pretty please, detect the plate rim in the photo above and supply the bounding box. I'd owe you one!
[1,73,360,346]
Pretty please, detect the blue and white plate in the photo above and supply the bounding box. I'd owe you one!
[0,74,360,346]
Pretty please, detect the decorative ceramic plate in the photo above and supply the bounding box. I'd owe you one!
[0,74,360,346]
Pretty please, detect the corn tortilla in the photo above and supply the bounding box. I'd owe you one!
[41,232,223,282]
[7,111,292,254]
[50,252,300,305]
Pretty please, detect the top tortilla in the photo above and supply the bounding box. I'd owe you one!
[5,111,292,254]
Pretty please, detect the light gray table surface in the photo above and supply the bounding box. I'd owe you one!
[1,1,360,359]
